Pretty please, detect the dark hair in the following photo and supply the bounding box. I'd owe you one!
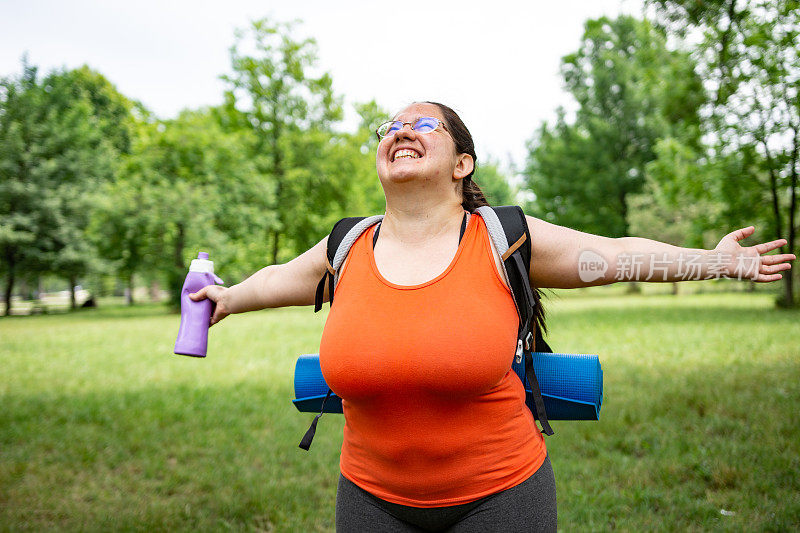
[423,101,548,339]
[423,101,489,213]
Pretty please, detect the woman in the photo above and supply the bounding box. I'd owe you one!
[191,102,794,532]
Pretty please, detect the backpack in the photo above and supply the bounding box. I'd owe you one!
[300,205,553,450]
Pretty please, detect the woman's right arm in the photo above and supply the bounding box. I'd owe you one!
[189,236,329,326]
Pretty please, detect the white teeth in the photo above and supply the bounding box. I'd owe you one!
[394,149,420,161]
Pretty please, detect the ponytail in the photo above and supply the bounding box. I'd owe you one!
[461,176,489,212]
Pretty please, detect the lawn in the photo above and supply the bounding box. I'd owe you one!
[1,286,799,532]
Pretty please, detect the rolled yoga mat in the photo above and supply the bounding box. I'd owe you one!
[293,352,603,421]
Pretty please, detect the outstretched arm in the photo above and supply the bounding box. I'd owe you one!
[190,236,330,325]
[526,216,795,289]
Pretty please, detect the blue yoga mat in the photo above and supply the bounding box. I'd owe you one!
[293,352,602,421]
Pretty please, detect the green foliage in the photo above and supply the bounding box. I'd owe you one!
[0,62,43,289]
[2,26,393,308]
[473,157,516,206]
[334,100,392,216]
[127,110,261,305]
[0,61,123,313]
[649,0,800,306]
[222,18,346,264]
[630,138,719,249]
[524,16,706,237]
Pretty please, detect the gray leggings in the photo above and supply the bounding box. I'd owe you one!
[335,456,557,533]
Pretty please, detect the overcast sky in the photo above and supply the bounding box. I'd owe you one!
[2,0,642,168]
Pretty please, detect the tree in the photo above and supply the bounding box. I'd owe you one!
[42,67,132,308]
[524,16,705,238]
[88,113,160,306]
[222,18,344,264]
[649,0,800,306]
[0,61,41,315]
[0,61,118,314]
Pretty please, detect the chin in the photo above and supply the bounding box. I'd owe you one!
[383,170,425,185]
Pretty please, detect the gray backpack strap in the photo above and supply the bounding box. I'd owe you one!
[332,215,383,285]
[314,215,383,313]
[475,206,513,290]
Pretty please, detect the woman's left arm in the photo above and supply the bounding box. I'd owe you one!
[526,216,796,289]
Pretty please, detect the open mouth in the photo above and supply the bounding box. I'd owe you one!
[392,149,422,162]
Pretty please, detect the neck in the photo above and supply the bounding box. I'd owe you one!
[381,193,465,245]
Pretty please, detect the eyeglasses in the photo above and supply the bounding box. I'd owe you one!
[375,117,449,140]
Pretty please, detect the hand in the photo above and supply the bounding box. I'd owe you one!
[189,285,230,326]
[714,226,795,282]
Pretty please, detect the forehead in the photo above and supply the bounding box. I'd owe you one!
[392,103,444,123]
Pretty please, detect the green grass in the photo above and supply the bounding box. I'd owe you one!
[1,289,799,532]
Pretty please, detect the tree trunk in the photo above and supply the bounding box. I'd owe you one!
[271,229,280,266]
[126,273,134,306]
[761,138,792,307]
[671,282,679,295]
[35,277,45,312]
[763,150,783,241]
[69,275,77,311]
[3,252,14,317]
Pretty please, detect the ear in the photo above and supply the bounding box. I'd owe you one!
[452,153,474,180]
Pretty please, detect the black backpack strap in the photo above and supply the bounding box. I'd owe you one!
[298,388,333,450]
[486,206,553,436]
[314,217,367,312]
[493,207,534,330]
[491,206,551,353]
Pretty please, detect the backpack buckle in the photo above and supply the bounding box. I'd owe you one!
[515,339,523,364]
[524,331,534,352]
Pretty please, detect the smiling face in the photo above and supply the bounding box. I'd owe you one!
[376,103,468,187]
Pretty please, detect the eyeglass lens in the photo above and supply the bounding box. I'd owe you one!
[379,117,439,138]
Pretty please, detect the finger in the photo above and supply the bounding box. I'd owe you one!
[754,239,788,254]
[728,226,755,242]
[755,273,782,283]
[189,287,208,301]
[210,310,227,327]
[758,262,791,275]
[759,253,796,265]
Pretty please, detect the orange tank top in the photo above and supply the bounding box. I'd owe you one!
[319,214,547,507]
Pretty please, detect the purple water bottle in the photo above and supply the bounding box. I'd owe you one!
[174,251,223,358]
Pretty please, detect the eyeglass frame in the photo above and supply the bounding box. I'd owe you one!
[375,117,450,140]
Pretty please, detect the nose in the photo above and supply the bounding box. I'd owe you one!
[395,123,417,141]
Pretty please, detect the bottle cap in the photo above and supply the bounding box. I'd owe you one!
[189,251,215,274]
